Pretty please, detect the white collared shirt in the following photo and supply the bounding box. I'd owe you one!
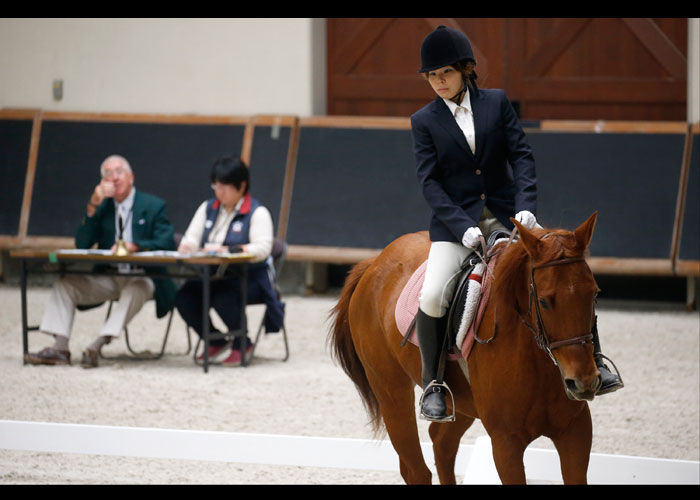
[180,197,274,262]
[443,88,476,155]
[113,187,136,244]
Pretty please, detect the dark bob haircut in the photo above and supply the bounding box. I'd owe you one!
[210,156,249,194]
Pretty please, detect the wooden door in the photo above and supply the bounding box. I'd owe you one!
[506,18,688,120]
[326,18,688,121]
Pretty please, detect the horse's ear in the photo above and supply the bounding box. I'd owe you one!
[574,211,598,250]
[512,217,542,258]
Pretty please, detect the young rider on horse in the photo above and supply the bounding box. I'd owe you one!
[410,25,624,422]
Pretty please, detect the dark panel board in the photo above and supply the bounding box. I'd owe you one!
[247,125,291,233]
[679,132,699,262]
[529,132,686,259]
[288,127,429,248]
[29,120,245,237]
[0,119,33,236]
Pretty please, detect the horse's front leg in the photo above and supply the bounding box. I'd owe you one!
[429,413,475,484]
[551,404,592,484]
[490,434,528,484]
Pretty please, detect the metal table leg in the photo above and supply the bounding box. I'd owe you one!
[20,259,28,363]
[201,266,211,373]
[240,264,249,367]
[198,262,249,372]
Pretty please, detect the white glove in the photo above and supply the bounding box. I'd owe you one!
[461,226,483,249]
[515,210,541,229]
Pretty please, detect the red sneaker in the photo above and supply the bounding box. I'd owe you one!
[196,342,231,362]
[221,344,254,366]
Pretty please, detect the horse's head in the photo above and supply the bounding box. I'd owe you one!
[511,212,601,401]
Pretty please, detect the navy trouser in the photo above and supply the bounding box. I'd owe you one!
[175,276,265,348]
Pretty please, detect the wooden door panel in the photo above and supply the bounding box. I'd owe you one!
[327,18,507,117]
[327,18,687,120]
[502,18,687,120]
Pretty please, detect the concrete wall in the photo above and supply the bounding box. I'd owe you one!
[0,18,696,121]
[0,18,327,116]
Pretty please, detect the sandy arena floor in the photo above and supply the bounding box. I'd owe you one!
[0,285,698,484]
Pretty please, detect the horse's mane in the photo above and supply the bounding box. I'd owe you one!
[492,228,587,315]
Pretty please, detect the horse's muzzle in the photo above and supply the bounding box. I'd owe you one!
[564,374,602,401]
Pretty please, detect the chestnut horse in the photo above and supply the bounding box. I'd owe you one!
[328,213,602,484]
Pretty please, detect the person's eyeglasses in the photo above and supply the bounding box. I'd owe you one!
[103,167,127,179]
[210,182,232,191]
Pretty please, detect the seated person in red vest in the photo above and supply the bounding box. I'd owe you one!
[175,156,283,366]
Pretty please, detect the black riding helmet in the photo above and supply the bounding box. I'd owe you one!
[418,25,479,100]
[417,25,476,73]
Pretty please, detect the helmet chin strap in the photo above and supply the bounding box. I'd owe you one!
[449,71,479,103]
[470,72,480,97]
[449,80,468,104]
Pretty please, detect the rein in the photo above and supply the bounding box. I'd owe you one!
[472,228,517,345]
[519,256,594,366]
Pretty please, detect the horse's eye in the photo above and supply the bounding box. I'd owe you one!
[539,298,550,310]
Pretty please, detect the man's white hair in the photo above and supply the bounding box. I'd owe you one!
[100,154,132,177]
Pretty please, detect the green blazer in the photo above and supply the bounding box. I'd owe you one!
[75,189,177,318]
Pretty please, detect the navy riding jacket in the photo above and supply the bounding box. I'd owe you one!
[411,88,537,243]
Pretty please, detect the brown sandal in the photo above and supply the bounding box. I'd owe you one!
[24,347,71,366]
[80,348,99,369]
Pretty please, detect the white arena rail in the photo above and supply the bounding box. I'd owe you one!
[1,420,697,484]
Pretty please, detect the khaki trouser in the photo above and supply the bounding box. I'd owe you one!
[39,274,155,339]
[419,207,507,318]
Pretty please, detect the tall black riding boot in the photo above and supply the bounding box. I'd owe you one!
[592,315,624,395]
[416,309,453,422]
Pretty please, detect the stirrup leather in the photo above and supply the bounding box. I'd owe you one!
[419,380,456,422]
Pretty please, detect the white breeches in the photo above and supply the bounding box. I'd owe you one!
[39,274,155,338]
[419,208,507,318]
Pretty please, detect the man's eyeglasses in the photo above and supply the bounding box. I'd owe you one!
[102,167,127,179]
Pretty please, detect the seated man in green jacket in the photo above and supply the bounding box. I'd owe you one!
[25,155,177,369]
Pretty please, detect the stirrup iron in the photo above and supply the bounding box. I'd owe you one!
[596,353,625,394]
[419,380,456,422]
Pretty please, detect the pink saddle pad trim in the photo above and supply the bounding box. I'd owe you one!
[395,257,498,361]
[394,261,427,340]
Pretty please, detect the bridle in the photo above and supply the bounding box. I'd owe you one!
[471,229,595,363]
[519,256,594,366]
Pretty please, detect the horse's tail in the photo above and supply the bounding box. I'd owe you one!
[327,257,383,435]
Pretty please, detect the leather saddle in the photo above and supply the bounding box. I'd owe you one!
[445,229,512,351]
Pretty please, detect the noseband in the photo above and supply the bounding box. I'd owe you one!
[519,256,594,366]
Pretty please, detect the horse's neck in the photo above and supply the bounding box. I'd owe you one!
[487,254,541,354]
[492,256,561,373]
